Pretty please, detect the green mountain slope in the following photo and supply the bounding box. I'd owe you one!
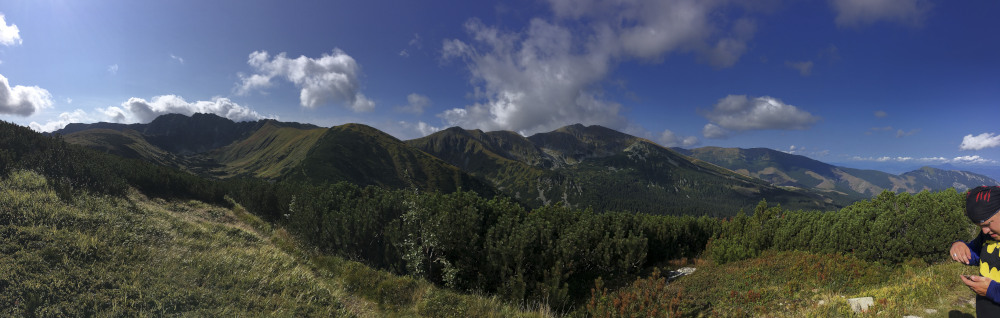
[405,127,554,204]
[57,114,494,196]
[527,124,639,165]
[290,123,495,195]
[410,124,835,216]
[208,121,326,179]
[62,128,220,174]
[54,113,280,155]
[895,166,997,192]
[679,146,998,204]
[63,128,176,165]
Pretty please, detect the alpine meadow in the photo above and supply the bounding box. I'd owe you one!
[2,1,1000,317]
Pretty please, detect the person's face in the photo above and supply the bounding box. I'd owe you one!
[979,212,1000,240]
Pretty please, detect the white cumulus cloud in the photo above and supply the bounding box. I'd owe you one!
[546,0,755,65]
[659,129,699,147]
[441,19,626,135]
[830,0,931,28]
[29,109,91,132]
[0,14,21,46]
[961,133,1000,151]
[0,73,53,116]
[395,93,431,114]
[440,1,761,136]
[953,155,996,165]
[702,123,728,139]
[701,95,820,138]
[237,49,374,112]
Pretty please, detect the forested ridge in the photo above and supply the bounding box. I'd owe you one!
[0,119,982,315]
[409,124,837,215]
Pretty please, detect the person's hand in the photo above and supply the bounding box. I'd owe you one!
[952,242,972,264]
[961,275,991,296]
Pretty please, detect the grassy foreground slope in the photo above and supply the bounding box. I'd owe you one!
[0,170,544,317]
[590,252,977,317]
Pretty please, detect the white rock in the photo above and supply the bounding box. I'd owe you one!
[924,308,937,314]
[666,267,696,281]
[847,297,874,313]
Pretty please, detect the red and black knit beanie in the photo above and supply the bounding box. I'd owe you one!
[967,186,1000,224]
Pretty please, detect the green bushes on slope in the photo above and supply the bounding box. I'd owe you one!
[707,189,972,265]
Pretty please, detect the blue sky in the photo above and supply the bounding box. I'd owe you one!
[1,0,998,174]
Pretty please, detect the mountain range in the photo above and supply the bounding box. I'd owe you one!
[407,124,834,215]
[53,113,998,216]
[675,147,998,204]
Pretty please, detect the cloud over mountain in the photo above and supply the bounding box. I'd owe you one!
[701,95,820,138]
[441,19,626,135]
[961,133,1000,151]
[237,49,374,112]
[439,0,760,136]
[659,129,699,147]
[112,95,266,123]
[29,109,90,132]
[28,95,268,132]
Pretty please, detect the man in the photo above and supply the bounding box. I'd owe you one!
[951,186,1000,316]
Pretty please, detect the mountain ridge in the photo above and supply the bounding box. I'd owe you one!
[409,124,837,215]
[677,146,998,205]
[54,113,495,196]
[54,114,995,216]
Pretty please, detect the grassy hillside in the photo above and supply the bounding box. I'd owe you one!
[292,123,495,195]
[0,170,544,317]
[63,129,175,164]
[62,128,220,175]
[209,122,326,179]
[589,251,977,317]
